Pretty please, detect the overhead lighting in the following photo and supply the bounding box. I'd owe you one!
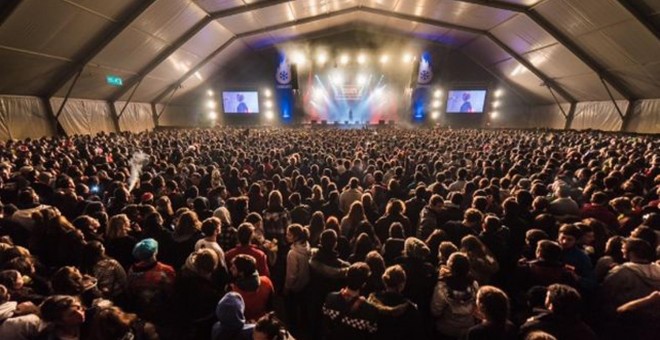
[317,53,327,65]
[357,54,366,64]
[432,100,441,108]
[357,74,367,85]
[402,53,412,63]
[340,54,349,65]
[208,111,217,119]
[313,87,324,100]
[332,73,343,85]
[380,55,389,64]
[293,52,305,65]
[263,89,272,98]
[433,89,442,98]
[432,111,441,120]
[206,100,216,109]
[494,89,504,98]
[206,90,214,96]
[491,111,499,118]
[265,110,274,120]
[374,87,384,97]
[492,100,501,108]
[265,100,273,109]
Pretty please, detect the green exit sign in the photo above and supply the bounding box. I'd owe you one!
[106,75,123,87]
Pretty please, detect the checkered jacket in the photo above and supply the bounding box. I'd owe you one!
[323,290,378,340]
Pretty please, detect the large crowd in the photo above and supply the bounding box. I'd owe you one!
[0,126,658,340]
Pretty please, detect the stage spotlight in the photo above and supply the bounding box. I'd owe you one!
[432,111,441,120]
[402,53,412,63]
[265,100,273,109]
[206,100,216,109]
[208,111,217,119]
[380,55,389,64]
[265,110,274,120]
[374,87,384,97]
[206,90,214,96]
[340,54,349,65]
[432,100,441,108]
[357,54,366,64]
[332,73,344,85]
[317,54,327,65]
[313,87,324,100]
[494,89,504,98]
[433,89,442,98]
[493,100,501,108]
[357,74,367,85]
[263,89,272,98]
[293,52,305,65]
[491,111,499,118]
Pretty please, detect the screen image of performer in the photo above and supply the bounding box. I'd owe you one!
[460,92,472,113]
[348,109,353,121]
[236,94,249,113]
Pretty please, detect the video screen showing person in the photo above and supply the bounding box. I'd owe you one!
[445,90,487,113]
[222,91,260,114]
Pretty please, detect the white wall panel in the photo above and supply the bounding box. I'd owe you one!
[625,99,660,134]
[0,96,54,140]
[114,102,155,133]
[51,98,117,135]
[528,104,569,130]
[54,65,136,99]
[571,100,627,131]
[159,105,198,127]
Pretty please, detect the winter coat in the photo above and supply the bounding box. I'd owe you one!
[367,291,426,340]
[285,242,311,293]
[0,301,42,340]
[323,290,378,340]
[601,262,660,313]
[430,278,479,337]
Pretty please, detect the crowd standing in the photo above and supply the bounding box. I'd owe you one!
[0,126,658,340]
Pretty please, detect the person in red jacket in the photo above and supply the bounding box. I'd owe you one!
[230,254,274,322]
[581,192,619,233]
[226,223,271,277]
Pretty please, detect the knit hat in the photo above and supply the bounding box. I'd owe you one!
[132,238,158,261]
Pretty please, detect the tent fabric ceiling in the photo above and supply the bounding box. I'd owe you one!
[0,0,658,105]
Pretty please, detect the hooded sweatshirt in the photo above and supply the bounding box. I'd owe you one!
[212,292,254,340]
[285,242,311,293]
[0,301,42,340]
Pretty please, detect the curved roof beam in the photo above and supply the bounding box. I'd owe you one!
[454,0,637,100]
[110,0,294,102]
[43,0,158,98]
[153,5,576,104]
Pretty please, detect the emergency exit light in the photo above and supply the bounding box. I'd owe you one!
[106,75,123,87]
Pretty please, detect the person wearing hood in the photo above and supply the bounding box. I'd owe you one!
[284,224,311,337]
[212,292,254,340]
[367,265,426,340]
[0,284,42,340]
[230,254,274,322]
[601,237,660,333]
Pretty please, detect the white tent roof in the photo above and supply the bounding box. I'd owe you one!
[0,0,658,105]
